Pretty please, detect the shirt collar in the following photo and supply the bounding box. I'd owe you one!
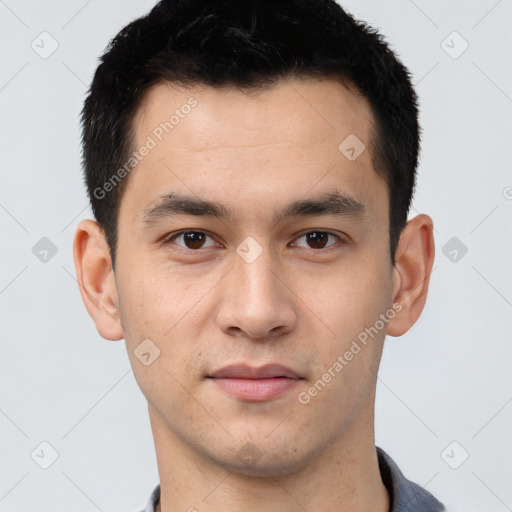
[377,446,445,511]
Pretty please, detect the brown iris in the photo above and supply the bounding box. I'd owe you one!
[305,231,330,249]
[182,232,206,249]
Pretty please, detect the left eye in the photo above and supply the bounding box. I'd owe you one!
[292,231,341,249]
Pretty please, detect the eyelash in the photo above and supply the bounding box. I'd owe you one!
[162,230,346,251]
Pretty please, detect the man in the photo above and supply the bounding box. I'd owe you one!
[73,0,445,510]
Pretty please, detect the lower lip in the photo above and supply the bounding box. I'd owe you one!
[209,377,301,401]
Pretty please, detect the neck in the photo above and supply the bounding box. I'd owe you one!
[148,399,389,512]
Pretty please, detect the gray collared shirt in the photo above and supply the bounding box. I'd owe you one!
[139,446,446,511]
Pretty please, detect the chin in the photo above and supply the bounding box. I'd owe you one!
[212,450,312,478]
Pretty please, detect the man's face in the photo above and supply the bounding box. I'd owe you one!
[114,78,395,476]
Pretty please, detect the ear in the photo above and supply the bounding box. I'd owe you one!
[73,219,124,341]
[387,214,435,337]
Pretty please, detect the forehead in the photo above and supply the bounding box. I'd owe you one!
[133,77,374,151]
[121,77,385,224]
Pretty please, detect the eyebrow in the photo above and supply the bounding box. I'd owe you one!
[141,191,366,225]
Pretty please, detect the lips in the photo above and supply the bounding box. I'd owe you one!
[208,364,304,401]
[208,363,302,380]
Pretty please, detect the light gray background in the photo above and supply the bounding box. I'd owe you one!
[1,1,511,511]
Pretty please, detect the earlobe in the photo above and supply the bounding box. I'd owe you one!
[73,219,124,341]
[387,214,435,337]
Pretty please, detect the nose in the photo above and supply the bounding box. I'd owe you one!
[214,245,298,340]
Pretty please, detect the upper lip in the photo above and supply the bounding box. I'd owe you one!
[209,364,302,379]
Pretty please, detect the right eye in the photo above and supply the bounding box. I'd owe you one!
[162,230,219,250]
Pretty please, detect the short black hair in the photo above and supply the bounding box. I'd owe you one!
[81,0,420,268]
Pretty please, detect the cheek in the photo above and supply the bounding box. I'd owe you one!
[115,272,201,410]
[115,263,216,379]
[117,259,203,338]
[300,255,393,390]
[303,256,392,335]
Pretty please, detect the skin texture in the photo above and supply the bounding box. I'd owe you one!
[74,77,435,512]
